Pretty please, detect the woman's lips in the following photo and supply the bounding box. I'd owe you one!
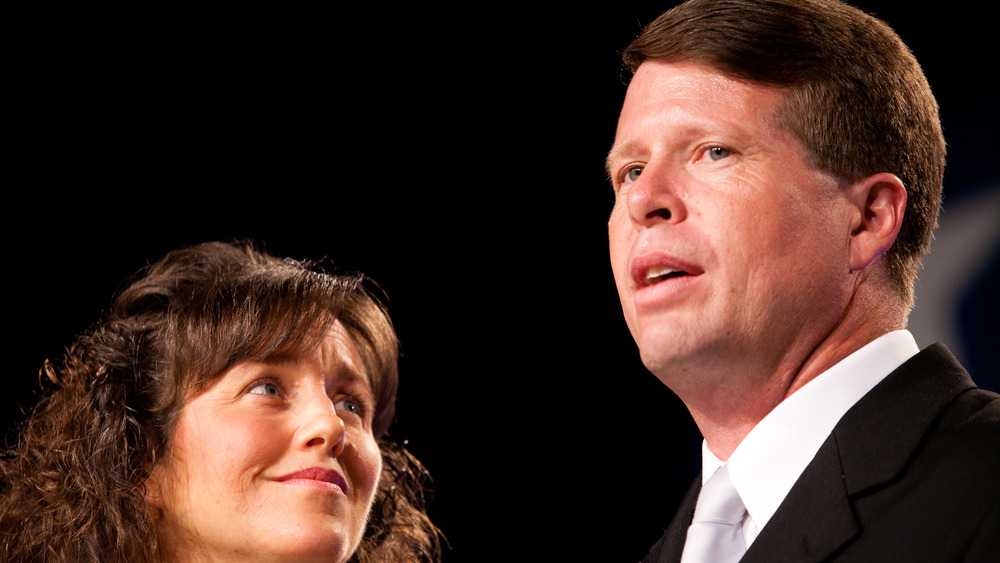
[275,467,348,493]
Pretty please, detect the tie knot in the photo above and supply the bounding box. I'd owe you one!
[693,465,746,525]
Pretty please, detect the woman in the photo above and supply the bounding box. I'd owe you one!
[0,241,441,562]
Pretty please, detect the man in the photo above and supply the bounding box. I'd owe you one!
[605,1,1000,561]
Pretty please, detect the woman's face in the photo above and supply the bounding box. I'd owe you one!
[146,320,383,563]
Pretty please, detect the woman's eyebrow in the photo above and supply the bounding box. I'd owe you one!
[344,370,379,404]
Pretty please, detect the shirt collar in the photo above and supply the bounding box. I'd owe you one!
[700,330,920,531]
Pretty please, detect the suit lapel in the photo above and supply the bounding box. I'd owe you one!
[643,474,701,563]
[741,343,975,562]
[741,434,858,562]
[834,343,973,495]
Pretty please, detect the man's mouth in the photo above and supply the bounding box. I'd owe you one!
[644,266,690,285]
[630,254,703,290]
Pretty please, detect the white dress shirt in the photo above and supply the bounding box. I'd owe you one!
[697,330,921,548]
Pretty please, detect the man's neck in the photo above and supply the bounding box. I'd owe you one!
[681,299,907,460]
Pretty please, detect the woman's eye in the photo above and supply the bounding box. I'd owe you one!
[248,381,282,398]
[708,146,731,161]
[334,397,363,416]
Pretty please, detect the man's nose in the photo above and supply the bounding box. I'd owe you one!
[626,164,688,228]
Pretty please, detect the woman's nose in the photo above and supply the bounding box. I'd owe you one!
[298,397,347,457]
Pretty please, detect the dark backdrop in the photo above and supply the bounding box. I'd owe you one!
[6,3,997,561]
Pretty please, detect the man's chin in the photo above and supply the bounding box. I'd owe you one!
[635,326,725,383]
[637,335,691,378]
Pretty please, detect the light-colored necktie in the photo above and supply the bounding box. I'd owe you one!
[680,464,747,563]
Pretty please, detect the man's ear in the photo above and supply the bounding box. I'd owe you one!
[847,173,907,272]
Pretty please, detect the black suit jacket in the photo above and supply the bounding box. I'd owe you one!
[643,343,1000,562]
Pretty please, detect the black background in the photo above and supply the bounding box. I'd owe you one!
[6,3,997,561]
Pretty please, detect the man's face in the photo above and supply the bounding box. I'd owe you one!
[607,61,854,390]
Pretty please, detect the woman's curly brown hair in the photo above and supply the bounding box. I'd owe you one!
[0,240,441,562]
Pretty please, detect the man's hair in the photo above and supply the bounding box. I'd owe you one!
[0,240,441,562]
[622,0,946,308]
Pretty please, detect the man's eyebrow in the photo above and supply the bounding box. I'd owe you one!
[605,141,640,180]
[605,121,743,179]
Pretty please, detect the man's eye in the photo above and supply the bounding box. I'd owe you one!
[625,166,643,182]
[248,381,282,397]
[708,146,731,161]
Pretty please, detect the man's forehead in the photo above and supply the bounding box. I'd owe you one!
[608,62,789,158]
[626,60,747,102]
